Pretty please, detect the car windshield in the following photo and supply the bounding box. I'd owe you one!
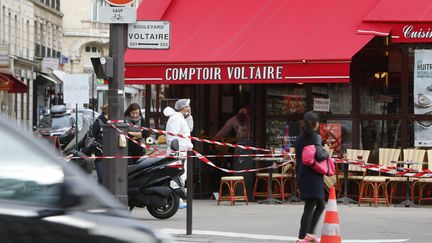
[0,128,64,206]
[38,116,72,129]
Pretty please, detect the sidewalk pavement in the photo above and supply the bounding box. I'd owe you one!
[131,199,431,243]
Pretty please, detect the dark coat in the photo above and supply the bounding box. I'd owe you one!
[91,114,107,145]
[90,114,107,156]
[125,116,147,164]
[295,132,329,200]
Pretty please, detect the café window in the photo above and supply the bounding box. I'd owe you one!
[311,83,351,114]
[266,85,306,115]
[360,71,401,114]
[360,120,401,163]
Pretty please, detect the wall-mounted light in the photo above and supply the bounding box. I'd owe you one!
[374,72,389,87]
[374,72,387,79]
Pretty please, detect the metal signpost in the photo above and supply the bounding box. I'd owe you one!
[96,0,137,206]
[95,0,188,235]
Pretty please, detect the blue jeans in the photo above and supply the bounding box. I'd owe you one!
[95,159,103,184]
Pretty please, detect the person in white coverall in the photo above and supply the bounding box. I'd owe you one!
[163,98,193,209]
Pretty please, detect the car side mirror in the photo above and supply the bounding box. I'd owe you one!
[170,139,179,151]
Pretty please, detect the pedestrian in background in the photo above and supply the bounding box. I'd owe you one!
[214,106,253,201]
[124,103,146,165]
[90,104,108,184]
[163,98,193,209]
[295,111,328,243]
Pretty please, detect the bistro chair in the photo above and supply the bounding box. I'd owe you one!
[337,149,370,200]
[388,149,425,204]
[358,148,400,207]
[217,176,248,206]
[252,168,286,201]
[253,149,296,202]
[416,150,432,205]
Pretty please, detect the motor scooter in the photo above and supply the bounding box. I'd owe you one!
[127,139,187,219]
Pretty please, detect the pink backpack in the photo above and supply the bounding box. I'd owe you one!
[301,145,335,176]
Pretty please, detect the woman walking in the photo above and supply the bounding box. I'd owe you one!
[295,111,328,243]
[124,103,147,165]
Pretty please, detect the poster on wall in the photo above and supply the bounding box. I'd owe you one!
[414,49,432,147]
[320,123,342,155]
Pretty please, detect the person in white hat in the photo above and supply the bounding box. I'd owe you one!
[163,98,194,209]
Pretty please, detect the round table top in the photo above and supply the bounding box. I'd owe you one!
[253,157,287,162]
[391,161,426,165]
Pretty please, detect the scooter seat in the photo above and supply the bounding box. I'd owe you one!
[128,157,165,174]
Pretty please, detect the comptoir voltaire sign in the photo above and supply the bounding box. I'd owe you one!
[392,23,432,43]
[125,62,351,84]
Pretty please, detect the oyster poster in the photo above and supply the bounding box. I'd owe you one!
[414,49,432,146]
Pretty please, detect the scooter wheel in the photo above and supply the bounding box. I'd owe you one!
[147,191,180,219]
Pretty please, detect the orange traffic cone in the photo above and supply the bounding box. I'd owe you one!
[320,187,341,243]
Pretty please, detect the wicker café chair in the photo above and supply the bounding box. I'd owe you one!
[388,149,425,204]
[358,148,400,207]
[336,149,370,199]
[416,150,432,205]
[253,148,297,202]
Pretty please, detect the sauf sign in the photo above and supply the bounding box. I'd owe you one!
[99,0,136,23]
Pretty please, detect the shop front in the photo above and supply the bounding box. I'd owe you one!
[124,0,432,197]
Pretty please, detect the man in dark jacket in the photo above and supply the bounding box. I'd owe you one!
[91,104,108,184]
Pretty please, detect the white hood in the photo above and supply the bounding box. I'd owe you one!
[163,106,177,117]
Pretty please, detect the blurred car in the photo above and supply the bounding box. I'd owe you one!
[36,105,76,150]
[71,108,100,123]
[0,115,172,243]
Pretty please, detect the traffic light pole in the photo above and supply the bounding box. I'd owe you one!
[102,23,128,205]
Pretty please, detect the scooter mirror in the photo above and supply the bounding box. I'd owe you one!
[170,139,179,151]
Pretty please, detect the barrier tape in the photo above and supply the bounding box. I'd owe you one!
[102,121,432,177]
[192,150,294,174]
[107,121,163,152]
[334,159,432,178]
[108,120,273,153]
[66,153,291,160]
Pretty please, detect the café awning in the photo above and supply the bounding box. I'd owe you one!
[0,73,28,93]
[125,0,380,84]
[357,0,432,42]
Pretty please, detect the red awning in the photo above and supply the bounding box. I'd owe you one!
[125,0,380,84]
[0,73,28,93]
[358,0,432,43]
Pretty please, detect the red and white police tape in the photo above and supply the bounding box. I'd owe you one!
[108,120,273,153]
[73,121,432,177]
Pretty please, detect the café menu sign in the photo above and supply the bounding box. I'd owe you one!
[124,62,351,84]
[393,23,432,43]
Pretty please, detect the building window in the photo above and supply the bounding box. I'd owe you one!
[92,0,109,21]
[85,45,100,53]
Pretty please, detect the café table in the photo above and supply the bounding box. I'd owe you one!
[391,161,425,208]
[253,157,288,204]
[336,158,364,205]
